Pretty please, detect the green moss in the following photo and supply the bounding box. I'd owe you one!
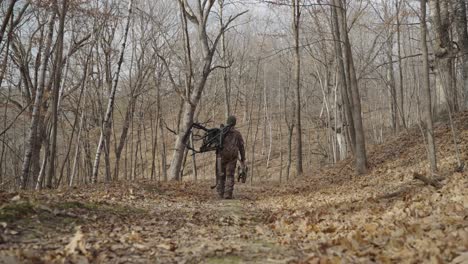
[0,200,145,227]
[205,255,243,264]
[141,183,165,194]
[56,201,145,216]
[0,202,35,222]
[56,201,86,210]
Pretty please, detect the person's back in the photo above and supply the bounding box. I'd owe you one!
[216,116,245,199]
[219,128,244,162]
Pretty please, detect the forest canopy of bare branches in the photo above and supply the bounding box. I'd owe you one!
[0,0,467,263]
[1,0,466,189]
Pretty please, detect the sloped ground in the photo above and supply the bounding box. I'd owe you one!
[0,112,467,263]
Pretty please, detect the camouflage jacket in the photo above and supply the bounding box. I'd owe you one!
[218,128,245,162]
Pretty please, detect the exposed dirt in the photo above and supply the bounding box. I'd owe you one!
[0,112,467,263]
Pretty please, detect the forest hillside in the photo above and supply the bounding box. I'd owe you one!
[0,111,466,263]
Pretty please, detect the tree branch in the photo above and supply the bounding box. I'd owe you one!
[156,53,189,103]
[180,0,199,24]
[210,10,248,57]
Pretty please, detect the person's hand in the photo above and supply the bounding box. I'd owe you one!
[240,160,246,170]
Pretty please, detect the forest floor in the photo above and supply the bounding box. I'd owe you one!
[0,112,467,264]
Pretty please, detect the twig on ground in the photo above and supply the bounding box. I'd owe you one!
[413,172,443,189]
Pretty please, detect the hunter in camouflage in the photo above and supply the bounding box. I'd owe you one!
[216,116,246,199]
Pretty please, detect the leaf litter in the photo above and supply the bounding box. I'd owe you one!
[0,112,467,263]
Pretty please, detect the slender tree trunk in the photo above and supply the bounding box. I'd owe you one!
[159,116,167,182]
[92,0,133,183]
[292,0,303,176]
[331,2,355,154]
[190,133,197,181]
[219,0,231,119]
[150,108,159,181]
[386,36,400,133]
[35,135,50,190]
[286,124,294,181]
[114,97,137,181]
[278,68,283,183]
[47,0,68,188]
[395,0,406,128]
[420,0,438,172]
[70,112,86,187]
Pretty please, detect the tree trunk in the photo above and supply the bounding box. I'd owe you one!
[453,0,468,109]
[92,0,133,183]
[47,0,68,188]
[292,0,303,176]
[331,1,355,154]
[219,0,231,119]
[168,101,196,181]
[0,0,18,45]
[114,96,137,181]
[20,12,55,189]
[429,0,457,114]
[159,116,167,182]
[395,0,406,128]
[420,0,438,173]
[168,1,244,180]
[335,0,367,174]
[386,35,400,133]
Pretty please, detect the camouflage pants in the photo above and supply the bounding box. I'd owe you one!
[216,157,237,199]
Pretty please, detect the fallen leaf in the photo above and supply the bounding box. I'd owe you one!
[65,227,87,255]
[451,252,468,264]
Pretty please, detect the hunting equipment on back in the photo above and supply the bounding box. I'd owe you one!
[187,117,246,191]
[189,123,233,154]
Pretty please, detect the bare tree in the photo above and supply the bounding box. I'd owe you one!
[20,11,56,189]
[92,0,133,183]
[333,0,367,174]
[46,0,69,188]
[453,0,468,109]
[291,0,303,176]
[428,0,457,114]
[218,0,232,119]
[0,0,19,45]
[167,0,246,181]
[420,0,438,173]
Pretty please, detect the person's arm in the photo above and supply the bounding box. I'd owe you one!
[238,132,246,164]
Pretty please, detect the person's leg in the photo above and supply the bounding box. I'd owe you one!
[216,156,226,198]
[224,160,237,199]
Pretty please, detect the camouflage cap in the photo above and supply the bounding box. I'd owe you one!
[226,115,237,126]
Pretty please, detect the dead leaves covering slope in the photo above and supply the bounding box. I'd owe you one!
[0,112,467,263]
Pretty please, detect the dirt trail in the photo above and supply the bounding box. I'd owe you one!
[0,112,467,263]
[0,170,467,264]
[0,182,307,264]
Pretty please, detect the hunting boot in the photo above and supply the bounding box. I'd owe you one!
[224,180,234,200]
[224,192,233,199]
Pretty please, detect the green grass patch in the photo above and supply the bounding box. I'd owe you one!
[0,199,145,226]
[55,201,146,216]
[205,255,242,264]
[0,201,35,222]
[141,183,165,195]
